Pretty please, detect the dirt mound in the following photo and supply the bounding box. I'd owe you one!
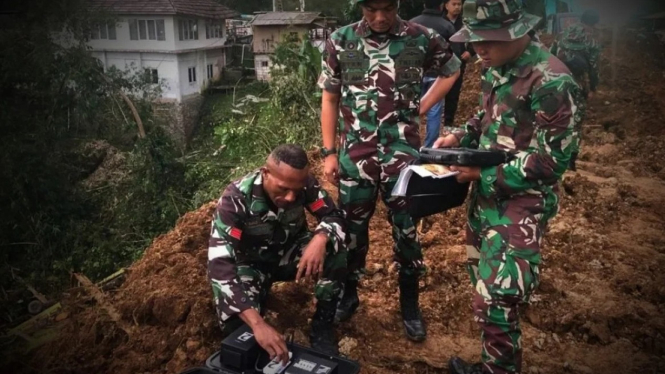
[20,27,665,374]
[32,203,219,374]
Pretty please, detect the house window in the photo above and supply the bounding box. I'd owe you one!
[207,64,214,79]
[129,19,165,41]
[206,20,223,39]
[90,21,116,40]
[179,19,199,41]
[188,67,197,83]
[261,61,269,67]
[144,68,158,84]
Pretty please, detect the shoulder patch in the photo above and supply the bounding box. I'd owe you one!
[229,227,243,240]
[309,198,326,212]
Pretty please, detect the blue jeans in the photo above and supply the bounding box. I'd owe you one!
[421,77,444,148]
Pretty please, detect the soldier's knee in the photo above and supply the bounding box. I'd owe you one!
[472,291,518,327]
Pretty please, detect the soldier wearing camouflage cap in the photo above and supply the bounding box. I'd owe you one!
[318,0,461,341]
[550,9,602,171]
[434,1,582,373]
[208,145,347,362]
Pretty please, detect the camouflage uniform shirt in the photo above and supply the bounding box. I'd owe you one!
[552,23,601,92]
[318,17,461,182]
[454,40,581,263]
[208,170,345,319]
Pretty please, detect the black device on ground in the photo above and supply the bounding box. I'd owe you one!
[179,324,360,374]
[419,147,514,167]
[220,324,262,372]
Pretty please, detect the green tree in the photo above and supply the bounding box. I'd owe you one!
[0,0,188,299]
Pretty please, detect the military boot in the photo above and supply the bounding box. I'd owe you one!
[569,152,578,171]
[448,357,484,374]
[399,273,426,341]
[334,279,359,323]
[310,299,339,356]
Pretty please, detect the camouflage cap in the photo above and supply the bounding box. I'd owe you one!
[450,0,541,43]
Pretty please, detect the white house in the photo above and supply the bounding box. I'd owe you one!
[250,12,336,81]
[88,0,238,102]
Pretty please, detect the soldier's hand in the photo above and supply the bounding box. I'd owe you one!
[253,321,289,365]
[588,91,594,100]
[450,165,481,183]
[433,134,459,148]
[323,155,340,186]
[296,233,327,282]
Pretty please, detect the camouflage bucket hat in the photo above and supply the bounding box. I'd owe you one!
[450,0,541,43]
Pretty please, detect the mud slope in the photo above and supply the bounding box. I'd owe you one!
[24,29,665,374]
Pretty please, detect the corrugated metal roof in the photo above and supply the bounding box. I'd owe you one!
[89,0,239,19]
[251,11,323,26]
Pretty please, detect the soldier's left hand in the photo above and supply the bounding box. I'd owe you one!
[296,233,328,282]
[450,165,481,183]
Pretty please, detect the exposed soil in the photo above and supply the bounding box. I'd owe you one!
[12,27,665,374]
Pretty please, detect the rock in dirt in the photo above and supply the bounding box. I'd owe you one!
[338,337,358,356]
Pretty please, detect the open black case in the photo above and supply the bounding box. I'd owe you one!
[179,324,361,374]
[405,147,515,218]
[404,161,469,219]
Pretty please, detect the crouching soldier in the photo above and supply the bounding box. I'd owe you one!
[207,144,347,364]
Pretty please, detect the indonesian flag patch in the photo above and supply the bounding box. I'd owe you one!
[309,198,326,212]
[229,227,242,240]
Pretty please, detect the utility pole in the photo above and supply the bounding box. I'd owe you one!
[300,0,305,11]
[273,0,283,12]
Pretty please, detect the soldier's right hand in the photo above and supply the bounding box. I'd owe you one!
[433,134,459,148]
[253,321,290,365]
[323,155,339,186]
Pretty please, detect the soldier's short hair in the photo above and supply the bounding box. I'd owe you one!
[270,144,309,170]
[425,0,443,9]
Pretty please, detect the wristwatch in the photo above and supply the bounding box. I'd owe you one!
[320,147,337,158]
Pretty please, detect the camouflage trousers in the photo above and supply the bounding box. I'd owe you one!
[213,231,347,336]
[339,176,425,280]
[465,191,558,374]
[571,75,588,155]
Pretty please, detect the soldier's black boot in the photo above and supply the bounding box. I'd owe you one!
[334,279,359,323]
[399,273,426,342]
[310,299,339,356]
[448,357,484,374]
[569,152,578,171]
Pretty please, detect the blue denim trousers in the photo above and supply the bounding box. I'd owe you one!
[421,77,445,148]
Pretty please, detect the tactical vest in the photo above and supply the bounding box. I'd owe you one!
[240,205,307,249]
[338,38,426,107]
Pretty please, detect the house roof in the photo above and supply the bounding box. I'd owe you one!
[250,11,326,26]
[89,0,239,19]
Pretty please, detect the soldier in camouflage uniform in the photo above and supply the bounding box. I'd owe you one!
[318,0,461,341]
[433,1,581,373]
[208,145,347,361]
[550,9,601,170]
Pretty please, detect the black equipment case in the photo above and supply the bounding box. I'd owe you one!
[180,325,361,374]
